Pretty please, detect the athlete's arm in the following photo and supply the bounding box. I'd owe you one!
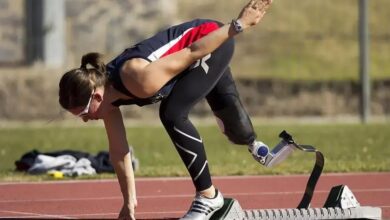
[121,0,272,98]
[103,108,137,219]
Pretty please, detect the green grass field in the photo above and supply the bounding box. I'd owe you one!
[0,122,389,181]
[179,0,390,80]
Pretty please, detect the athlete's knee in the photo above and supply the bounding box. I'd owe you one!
[159,104,187,127]
[159,108,174,126]
[213,95,256,145]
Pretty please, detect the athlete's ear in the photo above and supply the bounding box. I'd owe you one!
[93,92,103,103]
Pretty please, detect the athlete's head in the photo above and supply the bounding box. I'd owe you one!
[59,53,108,121]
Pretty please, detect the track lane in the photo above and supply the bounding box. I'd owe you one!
[0,172,388,219]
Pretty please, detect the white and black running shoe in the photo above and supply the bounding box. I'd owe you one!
[180,189,224,220]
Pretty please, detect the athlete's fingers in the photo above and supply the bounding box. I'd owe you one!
[257,0,271,12]
[255,0,262,9]
[248,0,256,8]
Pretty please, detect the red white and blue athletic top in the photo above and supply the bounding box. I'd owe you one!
[106,19,221,107]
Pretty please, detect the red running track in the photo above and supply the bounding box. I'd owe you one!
[0,172,389,219]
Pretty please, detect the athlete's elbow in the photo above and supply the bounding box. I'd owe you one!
[125,78,160,98]
[141,78,164,97]
[188,44,208,61]
[135,83,161,98]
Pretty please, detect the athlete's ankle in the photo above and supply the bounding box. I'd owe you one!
[199,186,217,199]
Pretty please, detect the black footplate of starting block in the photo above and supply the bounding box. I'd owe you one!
[211,198,245,219]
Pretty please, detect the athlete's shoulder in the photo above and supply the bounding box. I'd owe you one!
[172,18,221,28]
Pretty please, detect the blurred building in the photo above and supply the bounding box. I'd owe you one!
[0,0,25,64]
[0,0,388,121]
[0,0,177,67]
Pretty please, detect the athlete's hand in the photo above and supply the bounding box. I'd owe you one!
[118,199,137,220]
[237,0,272,29]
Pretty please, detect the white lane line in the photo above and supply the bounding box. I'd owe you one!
[0,179,117,186]
[62,212,117,218]
[0,210,72,219]
[1,188,389,203]
[0,172,389,185]
[0,196,122,203]
[64,210,184,218]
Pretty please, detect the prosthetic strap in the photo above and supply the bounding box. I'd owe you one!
[278,130,325,209]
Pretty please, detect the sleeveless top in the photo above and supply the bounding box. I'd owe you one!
[106,19,220,107]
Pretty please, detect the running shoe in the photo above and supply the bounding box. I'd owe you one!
[180,189,224,220]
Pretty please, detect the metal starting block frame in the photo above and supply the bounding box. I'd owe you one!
[210,131,382,220]
[210,198,381,220]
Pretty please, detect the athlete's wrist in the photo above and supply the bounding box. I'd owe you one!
[231,19,244,33]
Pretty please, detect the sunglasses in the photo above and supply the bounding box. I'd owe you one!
[77,88,95,117]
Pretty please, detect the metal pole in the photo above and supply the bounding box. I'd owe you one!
[25,0,44,64]
[358,0,370,123]
[42,0,65,67]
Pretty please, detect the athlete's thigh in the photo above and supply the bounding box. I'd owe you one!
[206,67,240,111]
[161,39,235,112]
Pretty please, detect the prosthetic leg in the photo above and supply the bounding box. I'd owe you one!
[209,131,382,220]
[206,71,381,219]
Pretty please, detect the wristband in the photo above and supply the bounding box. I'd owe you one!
[231,19,244,33]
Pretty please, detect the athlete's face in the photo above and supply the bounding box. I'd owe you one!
[69,88,105,122]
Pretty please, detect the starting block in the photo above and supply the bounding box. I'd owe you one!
[210,131,382,220]
[210,189,382,220]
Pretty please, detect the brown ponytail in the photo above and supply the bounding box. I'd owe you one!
[59,52,108,110]
[80,52,106,73]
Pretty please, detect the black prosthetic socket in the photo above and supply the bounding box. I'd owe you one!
[206,69,257,145]
[213,97,256,145]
